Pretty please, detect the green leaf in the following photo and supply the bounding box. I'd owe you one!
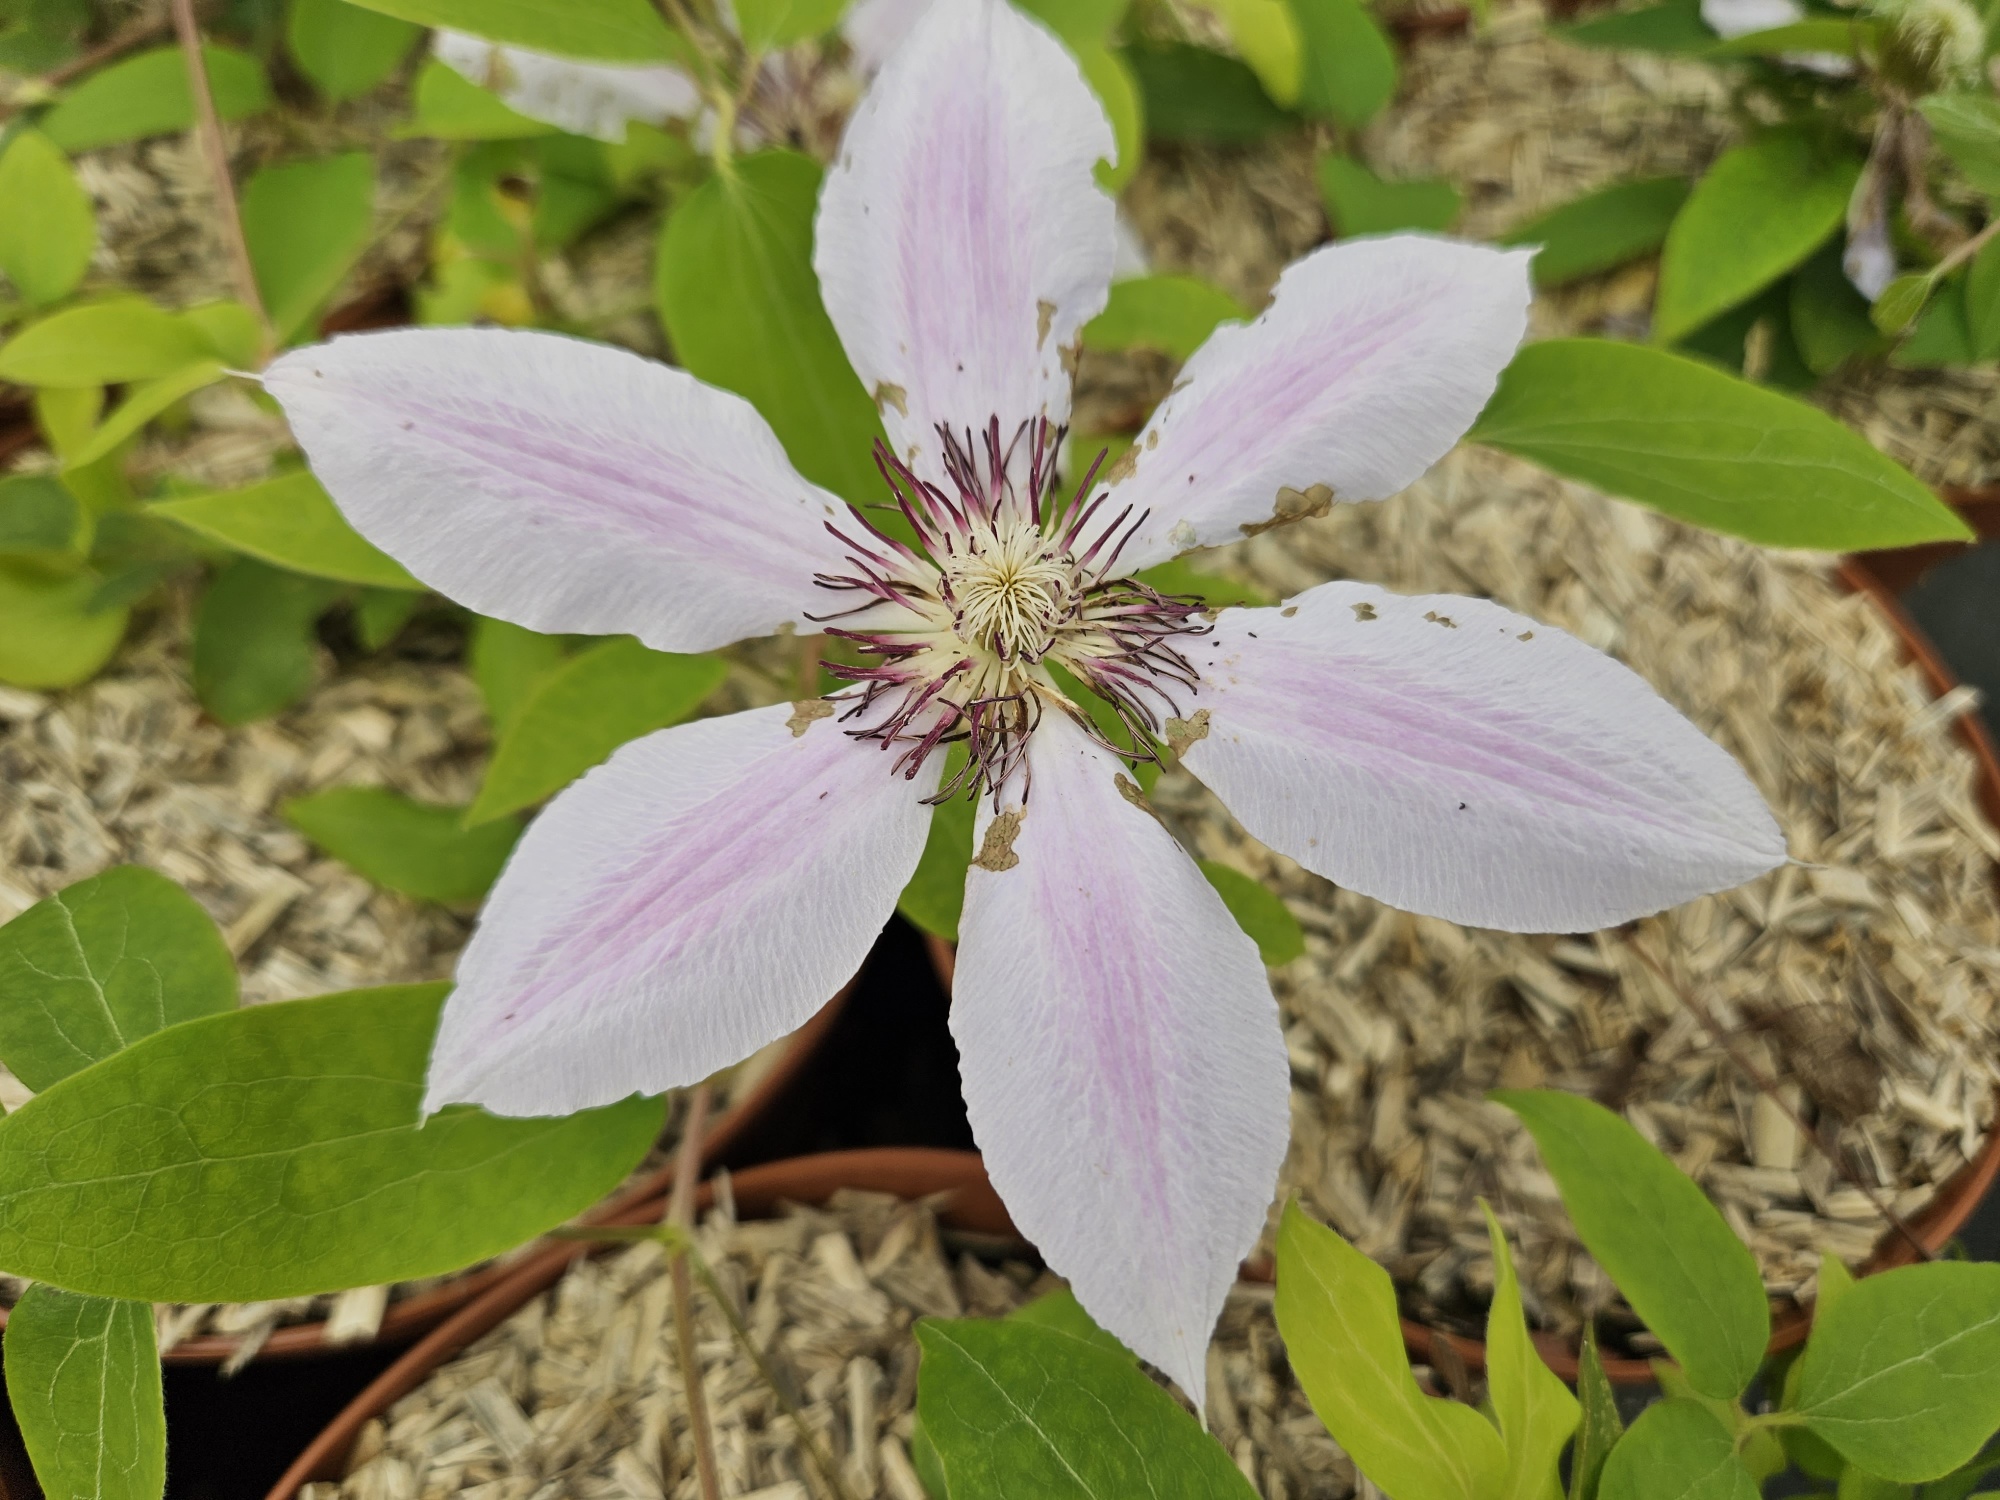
[914,1317,1256,1499]
[0,130,95,308]
[243,153,377,343]
[898,752,975,941]
[1557,0,1715,51]
[66,359,227,469]
[1597,1400,1758,1500]
[191,558,344,725]
[1492,1089,1768,1401]
[1654,129,1861,344]
[287,0,422,101]
[0,984,662,1300]
[1917,93,2000,198]
[1571,1328,1623,1500]
[0,0,91,73]
[0,474,84,558]
[180,299,264,368]
[1197,861,1304,966]
[152,470,419,588]
[1791,241,1884,373]
[466,636,725,825]
[286,788,523,903]
[1125,44,1293,144]
[1082,275,1247,361]
[1875,273,1938,336]
[0,562,127,690]
[910,1414,951,1500]
[656,150,887,505]
[1704,16,1873,54]
[1290,0,1397,127]
[1817,1250,1857,1321]
[1210,0,1306,105]
[1012,0,1128,45]
[399,58,558,140]
[734,0,847,50]
[1795,1263,2000,1483]
[470,616,570,737]
[1074,41,1144,193]
[31,386,102,462]
[0,866,237,1093]
[1842,1470,1915,1500]
[39,45,272,153]
[1007,1288,1133,1362]
[4,1287,163,1500]
[1134,558,1271,608]
[1893,275,1974,367]
[1482,1202,1580,1500]
[0,298,218,387]
[1964,233,2000,360]
[1469,339,1973,550]
[1274,1202,1507,1500]
[1318,154,1462,236]
[1500,177,1691,289]
[354,587,422,650]
[336,0,678,59]
[1920,1454,2000,1500]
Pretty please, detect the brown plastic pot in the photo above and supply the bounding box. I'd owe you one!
[267,1147,1017,1500]
[0,981,850,1368]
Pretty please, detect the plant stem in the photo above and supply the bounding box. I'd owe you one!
[1624,934,1932,1264]
[167,0,273,357]
[668,1082,723,1500]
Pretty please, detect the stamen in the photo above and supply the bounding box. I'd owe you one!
[811,417,1210,803]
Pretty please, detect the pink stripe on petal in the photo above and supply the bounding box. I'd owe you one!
[815,0,1116,479]
[952,712,1289,1405]
[265,329,853,654]
[1098,236,1533,573]
[1182,582,1787,933]
[425,704,937,1117]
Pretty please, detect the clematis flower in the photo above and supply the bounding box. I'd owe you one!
[432,30,702,143]
[264,0,1784,1402]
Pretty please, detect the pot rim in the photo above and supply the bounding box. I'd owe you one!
[264,1146,1010,1500]
[0,979,852,1368]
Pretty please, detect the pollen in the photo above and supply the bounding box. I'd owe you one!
[944,527,1073,663]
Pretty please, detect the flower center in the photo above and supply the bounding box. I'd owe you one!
[942,527,1074,664]
[811,418,1207,802]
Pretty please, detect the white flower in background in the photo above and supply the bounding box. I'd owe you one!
[1699,0,1854,72]
[265,0,1785,1401]
[842,0,936,71]
[432,29,701,142]
[1844,212,1897,301]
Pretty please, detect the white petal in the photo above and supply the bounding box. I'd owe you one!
[841,0,934,74]
[265,328,855,655]
[1699,0,1802,38]
[1096,237,1533,572]
[1844,218,1896,301]
[815,0,1116,477]
[426,703,937,1116]
[433,30,700,142]
[952,711,1289,1404]
[1181,582,1787,932]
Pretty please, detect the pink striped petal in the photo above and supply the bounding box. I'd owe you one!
[952,711,1289,1405]
[841,0,932,73]
[265,329,855,654]
[425,703,936,1116]
[814,0,1116,479]
[1098,237,1533,573]
[1181,582,1787,933]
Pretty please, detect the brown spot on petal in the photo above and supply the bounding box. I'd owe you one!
[971,809,1023,872]
[1239,483,1334,538]
[1114,773,1158,818]
[873,382,908,417]
[1424,610,1458,629]
[1165,708,1210,758]
[1351,601,1378,621]
[1102,445,1140,486]
[1037,299,1056,348]
[1059,337,1082,380]
[787,699,835,737]
[1281,605,1298,618]
[1518,630,1534,641]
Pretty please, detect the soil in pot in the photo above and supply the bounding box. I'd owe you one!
[1150,445,2000,1361]
[298,1166,1360,1500]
